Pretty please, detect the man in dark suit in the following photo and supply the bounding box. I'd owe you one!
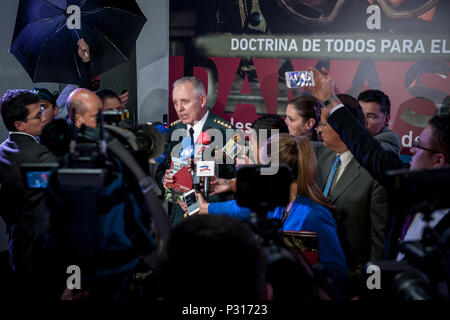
[310,66,450,260]
[155,76,235,224]
[314,98,389,274]
[0,89,57,272]
[357,89,401,154]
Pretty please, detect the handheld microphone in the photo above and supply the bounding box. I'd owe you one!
[222,133,243,160]
[196,160,215,200]
[179,136,194,161]
[196,131,211,159]
[199,132,212,198]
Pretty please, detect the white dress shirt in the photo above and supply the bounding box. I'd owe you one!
[187,109,209,143]
[330,150,353,192]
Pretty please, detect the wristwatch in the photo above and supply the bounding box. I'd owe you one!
[324,95,338,106]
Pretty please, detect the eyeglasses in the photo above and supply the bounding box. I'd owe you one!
[25,106,45,121]
[412,141,441,154]
[318,122,329,128]
[366,113,382,120]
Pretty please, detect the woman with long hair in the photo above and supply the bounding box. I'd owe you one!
[261,134,347,282]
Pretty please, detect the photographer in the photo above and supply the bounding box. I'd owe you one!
[309,66,450,299]
[309,66,450,260]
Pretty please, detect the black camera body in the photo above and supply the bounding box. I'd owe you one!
[235,164,338,300]
[361,167,450,300]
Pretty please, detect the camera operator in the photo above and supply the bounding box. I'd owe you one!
[31,97,171,300]
[33,120,170,300]
[67,88,102,129]
[0,89,57,274]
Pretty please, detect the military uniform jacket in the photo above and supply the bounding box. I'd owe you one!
[155,109,236,224]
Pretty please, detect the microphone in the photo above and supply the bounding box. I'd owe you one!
[179,136,194,161]
[196,131,211,159]
[196,160,215,200]
[196,131,213,199]
[222,132,243,160]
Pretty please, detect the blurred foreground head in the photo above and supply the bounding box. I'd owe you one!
[158,215,267,300]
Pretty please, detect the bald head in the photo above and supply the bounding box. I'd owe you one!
[67,88,102,128]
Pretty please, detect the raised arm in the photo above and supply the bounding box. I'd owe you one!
[309,67,406,185]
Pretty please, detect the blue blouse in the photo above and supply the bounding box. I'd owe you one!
[268,195,347,283]
[209,196,348,282]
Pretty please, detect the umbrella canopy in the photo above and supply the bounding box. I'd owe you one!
[10,0,147,84]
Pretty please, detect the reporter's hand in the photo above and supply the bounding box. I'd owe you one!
[236,154,253,166]
[60,288,91,301]
[209,177,234,196]
[196,192,209,214]
[119,91,129,110]
[162,169,173,189]
[308,66,335,103]
[77,38,90,62]
[177,199,188,214]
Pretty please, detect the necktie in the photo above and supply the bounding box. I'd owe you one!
[189,127,195,161]
[189,127,195,145]
[323,154,341,197]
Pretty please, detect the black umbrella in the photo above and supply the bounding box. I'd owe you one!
[9,0,147,84]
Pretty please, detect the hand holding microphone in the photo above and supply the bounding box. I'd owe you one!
[195,131,215,199]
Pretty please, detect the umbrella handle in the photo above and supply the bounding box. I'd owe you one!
[73,30,89,59]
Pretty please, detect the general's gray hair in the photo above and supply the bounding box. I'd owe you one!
[172,76,206,97]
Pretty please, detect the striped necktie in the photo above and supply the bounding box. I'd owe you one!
[323,154,341,197]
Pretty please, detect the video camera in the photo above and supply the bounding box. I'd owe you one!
[102,109,131,127]
[363,167,450,300]
[22,115,172,298]
[235,164,337,300]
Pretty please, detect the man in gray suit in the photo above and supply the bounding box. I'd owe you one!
[315,98,389,281]
[358,89,401,154]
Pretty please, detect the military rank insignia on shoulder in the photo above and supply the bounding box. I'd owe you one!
[170,119,182,128]
[213,118,232,129]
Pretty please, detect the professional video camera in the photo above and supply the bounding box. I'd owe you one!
[235,164,337,300]
[25,116,172,299]
[102,109,131,127]
[362,167,450,300]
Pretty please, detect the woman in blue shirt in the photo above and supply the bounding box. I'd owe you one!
[195,134,347,282]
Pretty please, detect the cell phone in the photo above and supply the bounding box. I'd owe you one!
[285,71,315,88]
[183,189,199,216]
[21,163,59,189]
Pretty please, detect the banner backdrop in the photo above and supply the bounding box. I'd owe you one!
[169,0,450,156]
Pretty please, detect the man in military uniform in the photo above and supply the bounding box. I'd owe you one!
[155,76,236,224]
